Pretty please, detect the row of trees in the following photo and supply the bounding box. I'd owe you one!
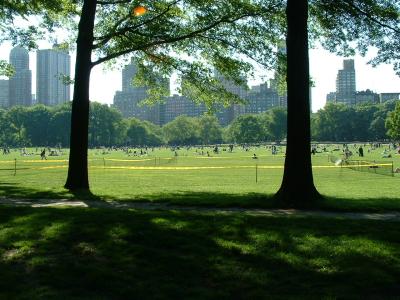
[312,101,399,141]
[2,100,399,148]
[0,103,287,147]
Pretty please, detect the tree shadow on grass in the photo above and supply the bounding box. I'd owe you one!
[0,181,279,208]
[320,195,400,212]
[0,207,399,299]
[1,181,400,212]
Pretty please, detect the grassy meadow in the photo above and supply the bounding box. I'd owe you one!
[1,206,400,299]
[1,145,400,298]
[0,143,399,211]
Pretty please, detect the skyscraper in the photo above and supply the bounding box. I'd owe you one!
[380,93,400,103]
[335,59,356,105]
[0,80,9,108]
[162,94,207,124]
[9,47,32,107]
[214,71,249,125]
[245,82,279,114]
[36,45,71,105]
[113,59,167,124]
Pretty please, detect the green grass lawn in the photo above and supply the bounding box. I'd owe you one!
[0,206,399,299]
[1,146,399,299]
[0,144,399,211]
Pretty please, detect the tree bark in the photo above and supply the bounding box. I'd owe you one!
[64,0,97,190]
[274,0,321,207]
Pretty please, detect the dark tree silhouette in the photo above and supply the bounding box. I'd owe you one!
[274,0,321,207]
[65,0,96,190]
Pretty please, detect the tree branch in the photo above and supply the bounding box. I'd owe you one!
[97,0,131,5]
[343,0,400,34]
[93,0,181,49]
[92,13,259,66]
[198,34,270,68]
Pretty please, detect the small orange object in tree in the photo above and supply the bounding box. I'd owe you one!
[133,6,147,16]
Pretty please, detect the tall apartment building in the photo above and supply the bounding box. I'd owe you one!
[214,72,249,125]
[245,82,279,114]
[36,45,71,105]
[162,94,207,124]
[273,41,289,108]
[113,59,166,125]
[161,82,281,126]
[9,47,32,107]
[355,89,379,105]
[269,78,288,108]
[326,92,336,104]
[114,61,287,126]
[380,93,400,103]
[0,80,9,108]
[335,59,356,105]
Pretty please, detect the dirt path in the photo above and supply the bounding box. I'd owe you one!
[1,197,400,221]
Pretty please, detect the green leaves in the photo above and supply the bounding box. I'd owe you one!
[90,0,283,107]
[0,60,15,77]
[385,102,400,141]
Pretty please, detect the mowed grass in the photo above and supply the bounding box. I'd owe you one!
[0,144,399,211]
[0,206,400,299]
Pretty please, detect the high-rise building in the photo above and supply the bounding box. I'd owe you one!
[355,90,379,105]
[335,59,356,105]
[269,78,288,108]
[9,47,32,107]
[36,45,71,106]
[326,92,336,104]
[214,72,249,125]
[0,80,9,108]
[212,76,283,125]
[245,82,279,114]
[272,41,289,108]
[380,93,400,103]
[162,94,207,124]
[113,59,167,124]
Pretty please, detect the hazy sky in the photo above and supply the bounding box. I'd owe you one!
[1,41,399,113]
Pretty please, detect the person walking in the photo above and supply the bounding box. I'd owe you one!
[40,149,47,160]
[358,146,364,157]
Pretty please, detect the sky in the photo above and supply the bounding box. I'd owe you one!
[1,41,400,113]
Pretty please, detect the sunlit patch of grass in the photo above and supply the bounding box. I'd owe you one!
[41,222,70,240]
[0,146,399,211]
[2,240,34,262]
[213,237,256,255]
[150,217,189,230]
[74,242,101,257]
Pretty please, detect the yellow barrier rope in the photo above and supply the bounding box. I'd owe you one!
[104,158,155,162]
[0,161,393,171]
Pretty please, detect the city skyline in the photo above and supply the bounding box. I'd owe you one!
[0,45,71,108]
[326,58,399,106]
[0,41,400,112]
[113,60,284,125]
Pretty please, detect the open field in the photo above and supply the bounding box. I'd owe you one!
[0,144,399,211]
[1,147,400,299]
[0,206,400,299]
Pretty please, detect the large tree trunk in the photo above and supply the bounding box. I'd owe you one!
[64,0,97,190]
[274,0,321,207]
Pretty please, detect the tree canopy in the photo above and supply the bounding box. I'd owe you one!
[386,102,400,141]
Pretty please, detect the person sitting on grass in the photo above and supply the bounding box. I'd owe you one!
[252,153,258,159]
